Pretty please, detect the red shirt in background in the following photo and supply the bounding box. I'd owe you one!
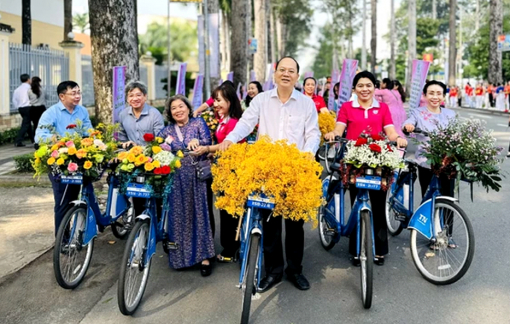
[475,86,483,96]
[450,88,458,97]
[336,100,394,140]
[215,117,245,144]
[310,94,327,112]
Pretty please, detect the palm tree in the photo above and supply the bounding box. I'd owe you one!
[72,13,90,34]
[488,0,503,85]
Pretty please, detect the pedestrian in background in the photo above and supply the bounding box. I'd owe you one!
[375,78,406,139]
[28,76,46,134]
[12,74,33,147]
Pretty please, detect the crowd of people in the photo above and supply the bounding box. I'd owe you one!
[446,81,510,112]
[28,54,509,296]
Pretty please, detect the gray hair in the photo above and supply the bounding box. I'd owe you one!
[125,80,148,98]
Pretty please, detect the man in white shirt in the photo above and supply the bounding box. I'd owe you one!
[12,74,32,147]
[219,56,321,292]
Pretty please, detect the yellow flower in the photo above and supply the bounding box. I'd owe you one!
[318,111,337,145]
[152,146,162,154]
[144,162,155,171]
[35,157,41,165]
[175,160,181,168]
[153,160,161,168]
[177,150,184,158]
[50,144,59,151]
[84,161,93,169]
[135,155,147,166]
[68,147,77,155]
[130,146,143,156]
[117,151,129,160]
[81,138,94,147]
[47,157,56,165]
[56,158,65,166]
[156,137,164,143]
[76,149,87,159]
[127,154,136,163]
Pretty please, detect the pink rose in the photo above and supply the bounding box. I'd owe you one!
[51,150,59,158]
[65,140,75,148]
[67,162,78,172]
[165,136,174,144]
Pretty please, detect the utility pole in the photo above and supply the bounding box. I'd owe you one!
[407,0,416,94]
[361,0,367,70]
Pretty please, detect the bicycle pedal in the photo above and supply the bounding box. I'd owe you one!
[325,229,336,236]
[165,242,179,250]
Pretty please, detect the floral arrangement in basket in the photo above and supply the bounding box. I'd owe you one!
[115,133,182,199]
[32,122,119,179]
[200,109,219,142]
[211,136,324,226]
[422,118,504,192]
[318,111,336,145]
[342,131,404,191]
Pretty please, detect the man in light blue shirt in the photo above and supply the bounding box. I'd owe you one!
[35,81,92,235]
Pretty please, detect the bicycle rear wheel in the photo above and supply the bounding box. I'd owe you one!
[410,199,474,285]
[241,233,260,324]
[385,189,404,236]
[118,220,152,315]
[359,210,373,309]
[53,205,94,289]
[318,205,336,250]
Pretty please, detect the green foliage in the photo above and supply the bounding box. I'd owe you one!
[0,127,21,145]
[139,21,197,65]
[72,13,89,33]
[274,0,314,57]
[89,115,98,128]
[13,153,35,173]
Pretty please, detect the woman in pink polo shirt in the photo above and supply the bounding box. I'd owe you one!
[303,77,329,113]
[324,71,407,266]
[194,83,245,263]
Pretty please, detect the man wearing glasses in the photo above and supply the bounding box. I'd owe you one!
[35,81,93,235]
[219,56,321,292]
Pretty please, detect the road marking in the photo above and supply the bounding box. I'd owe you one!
[467,113,492,119]
[497,124,509,128]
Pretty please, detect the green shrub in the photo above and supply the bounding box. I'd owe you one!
[13,153,35,173]
[90,115,99,128]
[0,127,21,145]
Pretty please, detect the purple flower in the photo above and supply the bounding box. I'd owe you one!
[160,143,171,151]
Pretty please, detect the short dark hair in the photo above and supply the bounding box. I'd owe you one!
[125,80,148,98]
[382,78,394,89]
[57,81,79,95]
[303,77,317,87]
[275,56,300,73]
[423,80,447,95]
[165,94,193,124]
[212,84,243,119]
[20,74,30,83]
[245,81,263,107]
[221,80,235,88]
[352,71,376,88]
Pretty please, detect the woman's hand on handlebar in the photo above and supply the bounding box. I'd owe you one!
[324,132,337,142]
[121,141,136,150]
[396,137,408,149]
[193,145,209,156]
[403,124,415,133]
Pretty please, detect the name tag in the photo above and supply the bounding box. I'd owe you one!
[355,176,382,190]
[247,194,275,210]
[125,183,152,198]
[60,174,83,185]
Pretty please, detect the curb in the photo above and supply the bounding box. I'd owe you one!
[0,173,51,184]
[452,106,510,117]
[0,244,54,286]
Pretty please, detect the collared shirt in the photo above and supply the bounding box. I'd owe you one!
[117,103,165,145]
[225,88,321,154]
[215,116,246,144]
[35,101,93,143]
[12,83,31,108]
[337,99,394,140]
[310,94,327,112]
[28,87,46,106]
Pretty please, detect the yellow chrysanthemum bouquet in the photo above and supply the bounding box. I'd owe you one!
[32,122,118,179]
[318,111,336,145]
[212,136,324,226]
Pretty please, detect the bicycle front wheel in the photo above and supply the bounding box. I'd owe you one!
[241,233,261,324]
[118,220,152,315]
[410,199,475,285]
[318,205,336,250]
[385,189,404,236]
[359,210,373,309]
[53,205,94,289]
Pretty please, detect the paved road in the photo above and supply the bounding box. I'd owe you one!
[1,109,509,324]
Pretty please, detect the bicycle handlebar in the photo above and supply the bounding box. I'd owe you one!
[402,127,429,137]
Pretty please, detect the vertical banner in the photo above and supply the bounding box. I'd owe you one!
[304,71,314,79]
[219,79,223,87]
[328,69,340,111]
[112,66,126,124]
[409,59,431,110]
[266,63,275,90]
[197,13,220,78]
[176,62,188,96]
[192,74,204,110]
[236,83,242,100]
[250,70,256,82]
[338,59,359,106]
[227,71,234,82]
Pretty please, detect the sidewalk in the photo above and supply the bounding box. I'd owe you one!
[0,143,35,176]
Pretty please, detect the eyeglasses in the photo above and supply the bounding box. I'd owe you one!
[277,68,297,75]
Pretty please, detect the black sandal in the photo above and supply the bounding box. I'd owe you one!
[374,256,385,266]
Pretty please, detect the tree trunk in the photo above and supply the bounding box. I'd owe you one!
[361,0,367,70]
[22,0,31,45]
[269,3,277,64]
[448,0,457,86]
[347,5,354,59]
[207,0,221,90]
[88,0,139,123]
[390,0,396,79]
[254,0,267,82]
[432,0,436,19]
[407,0,416,95]
[247,0,253,76]
[489,0,503,84]
[370,0,377,74]
[230,0,248,89]
[64,0,73,41]
[221,10,230,72]
[276,18,285,57]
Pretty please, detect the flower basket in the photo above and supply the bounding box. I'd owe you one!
[211,136,324,226]
[200,110,219,143]
[32,122,119,180]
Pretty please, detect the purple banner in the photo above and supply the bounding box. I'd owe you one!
[176,62,187,96]
[236,83,242,100]
[328,69,340,111]
[304,71,314,79]
[250,70,256,82]
[192,74,204,110]
[227,71,234,82]
[409,59,431,110]
[112,66,126,124]
[338,59,358,106]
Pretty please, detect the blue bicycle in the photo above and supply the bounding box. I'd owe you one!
[238,193,274,324]
[53,165,133,289]
[385,129,475,285]
[318,138,381,309]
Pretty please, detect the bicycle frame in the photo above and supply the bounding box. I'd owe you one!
[135,196,165,266]
[238,207,264,289]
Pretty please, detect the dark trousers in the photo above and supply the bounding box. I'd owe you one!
[417,166,455,198]
[206,177,215,238]
[348,185,388,256]
[16,106,33,144]
[259,209,305,276]
[219,209,240,257]
[29,105,46,132]
[489,93,495,107]
[49,173,81,236]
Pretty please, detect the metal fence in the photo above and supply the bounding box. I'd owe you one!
[9,43,69,112]
[155,65,169,99]
[81,55,95,106]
